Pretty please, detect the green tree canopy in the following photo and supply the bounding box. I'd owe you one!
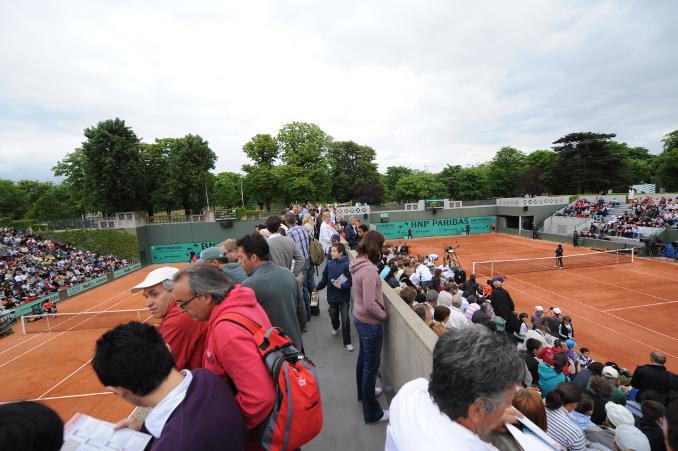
[522,149,559,194]
[243,134,279,165]
[487,147,527,197]
[656,148,678,192]
[456,166,492,200]
[140,139,176,216]
[0,180,28,219]
[211,172,243,208]
[393,172,446,203]
[438,164,462,199]
[26,184,83,220]
[327,141,380,203]
[383,166,414,201]
[166,134,217,214]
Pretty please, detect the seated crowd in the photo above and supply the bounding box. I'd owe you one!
[1,227,130,310]
[2,206,678,451]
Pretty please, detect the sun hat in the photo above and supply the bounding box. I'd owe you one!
[131,267,179,293]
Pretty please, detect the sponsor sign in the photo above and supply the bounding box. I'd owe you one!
[336,205,370,216]
[151,241,222,264]
[496,197,569,207]
[66,276,108,297]
[375,216,496,239]
[0,309,16,328]
[14,292,61,316]
[113,262,142,279]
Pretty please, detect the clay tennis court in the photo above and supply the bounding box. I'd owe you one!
[0,264,185,423]
[400,233,678,373]
[1,233,677,424]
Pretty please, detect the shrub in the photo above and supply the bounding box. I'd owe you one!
[42,229,139,262]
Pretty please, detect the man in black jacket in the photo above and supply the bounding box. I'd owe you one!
[490,280,515,332]
[631,352,677,402]
[638,400,666,451]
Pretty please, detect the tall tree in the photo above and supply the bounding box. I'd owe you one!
[140,139,176,216]
[54,118,146,215]
[327,141,380,203]
[393,172,446,203]
[657,130,678,192]
[211,172,243,208]
[16,180,52,205]
[438,164,462,199]
[26,184,83,220]
[166,134,217,214]
[353,182,385,205]
[241,134,280,210]
[523,149,558,194]
[662,130,678,154]
[0,180,28,219]
[487,147,527,197]
[456,165,492,200]
[276,122,333,201]
[551,132,622,194]
[383,166,414,201]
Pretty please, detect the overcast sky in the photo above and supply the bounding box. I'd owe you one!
[1,0,677,181]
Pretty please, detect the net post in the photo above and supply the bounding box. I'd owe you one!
[491,261,494,277]
[21,316,26,335]
[631,247,634,263]
[46,314,51,333]
[472,262,476,274]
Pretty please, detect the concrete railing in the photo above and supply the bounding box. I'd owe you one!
[380,283,437,394]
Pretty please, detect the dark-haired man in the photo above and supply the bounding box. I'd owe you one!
[237,232,306,349]
[92,321,245,450]
[265,216,304,277]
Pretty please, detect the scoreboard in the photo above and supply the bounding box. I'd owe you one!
[424,199,444,210]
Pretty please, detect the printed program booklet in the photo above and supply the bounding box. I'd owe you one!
[61,413,152,451]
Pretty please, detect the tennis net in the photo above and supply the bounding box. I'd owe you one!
[20,309,147,334]
[471,248,634,278]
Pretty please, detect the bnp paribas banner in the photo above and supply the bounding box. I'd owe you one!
[151,241,222,263]
[375,216,496,239]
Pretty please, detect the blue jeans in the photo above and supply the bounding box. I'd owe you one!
[303,258,315,320]
[353,316,384,423]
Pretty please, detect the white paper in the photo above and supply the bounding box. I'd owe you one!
[334,274,348,286]
[62,413,152,451]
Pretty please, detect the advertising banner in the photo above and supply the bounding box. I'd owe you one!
[375,216,496,239]
[151,241,222,264]
[113,262,142,279]
[14,292,61,316]
[0,309,16,328]
[66,276,108,297]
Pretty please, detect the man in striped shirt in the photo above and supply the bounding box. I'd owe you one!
[545,382,587,450]
[285,211,313,321]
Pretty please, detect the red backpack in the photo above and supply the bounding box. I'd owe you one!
[216,312,323,451]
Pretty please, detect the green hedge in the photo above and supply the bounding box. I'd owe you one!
[42,229,139,262]
[0,218,49,232]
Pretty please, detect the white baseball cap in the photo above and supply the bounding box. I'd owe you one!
[535,305,544,312]
[130,267,179,293]
[553,307,562,315]
[602,366,620,379]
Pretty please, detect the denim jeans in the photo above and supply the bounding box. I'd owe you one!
[303,258,315,320]
[353,316,384,423]
[329,301,351,345]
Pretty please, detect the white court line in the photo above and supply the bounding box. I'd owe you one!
[0,293,140,369]
[35,313,154,400]
[505,282,678,360]
[0,392,113,405]
[606,300,678,312]
[0,286,138,357]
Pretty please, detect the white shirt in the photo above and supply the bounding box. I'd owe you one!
[319,221,335,253]
[144,370,192,438]
[385,378,498,451]
[415,264,432,282]
[445,307,470,330]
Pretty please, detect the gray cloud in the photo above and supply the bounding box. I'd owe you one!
[1,0,677,181]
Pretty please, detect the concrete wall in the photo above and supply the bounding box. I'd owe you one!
[380,284,438,393]
[660,229,678,243]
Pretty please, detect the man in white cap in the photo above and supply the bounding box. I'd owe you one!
[531,305,545,329]
[131,267,207,370]
[602,365,629,406]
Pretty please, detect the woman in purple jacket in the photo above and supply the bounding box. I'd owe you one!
[350,230,388,424]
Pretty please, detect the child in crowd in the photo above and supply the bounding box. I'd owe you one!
[316,242,353,351]
[577,347,593,368]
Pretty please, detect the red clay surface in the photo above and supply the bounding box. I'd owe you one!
[0,264,186,423]
[398,233,678,373]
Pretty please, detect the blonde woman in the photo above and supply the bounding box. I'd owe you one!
[302,213,315,237]
[319,210,337,255]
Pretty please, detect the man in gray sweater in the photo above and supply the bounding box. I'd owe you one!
[265,215,304,277]
[236,232,306,350]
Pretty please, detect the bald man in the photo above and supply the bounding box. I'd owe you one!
[631,352,677,401]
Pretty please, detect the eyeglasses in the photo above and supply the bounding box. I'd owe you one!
[176,294,199,311]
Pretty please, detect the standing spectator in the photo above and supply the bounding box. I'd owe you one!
[345,217,360,250]
[319,211,336,256]
[385,327,525,450]
[638,400,666,451]
[631,352,677,402]
[407,227,412,240]
[218,239,248,283]
[265,216,304,277]
[531,305,546,329]
[302,213,315,238]
[559,316,575,340]
[92,322,245,451]
[465,223,471,236]
[572,230,579,247]
[543,307,563,336]
[490,280,515,331]
[237,233,306,350]
[131,267,206,370]
[285,212,314,322]
[171,264,275,445]
[544,382,587,451]
[350,230,388,424]
[316,242,353,351]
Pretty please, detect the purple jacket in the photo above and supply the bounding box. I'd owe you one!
[148,368,245,451]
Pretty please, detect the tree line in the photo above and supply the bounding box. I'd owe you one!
[1,118,677,222]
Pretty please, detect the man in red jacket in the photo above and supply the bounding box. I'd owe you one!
[131,267,206,370]
[172,263,275,448]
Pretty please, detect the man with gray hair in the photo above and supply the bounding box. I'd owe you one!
[130,267,206,370]
[386,327,525,450]
[631,351,677,402]
[217,239,247,283]
[345,216,360,250]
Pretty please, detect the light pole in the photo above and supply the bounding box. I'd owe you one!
[240,177,245,207]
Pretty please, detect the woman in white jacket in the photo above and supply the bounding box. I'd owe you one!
[319,210,337,255]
